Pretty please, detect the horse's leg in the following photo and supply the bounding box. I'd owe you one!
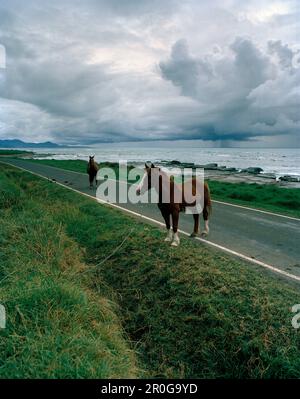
[190,214,200,237]
[171,210,180,247]
[201,206,209,236]
[89,175,93,189]
[161,210,172,242]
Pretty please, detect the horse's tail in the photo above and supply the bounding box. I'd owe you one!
[204,182,212,216]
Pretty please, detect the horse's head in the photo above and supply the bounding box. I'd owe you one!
[89,155,95,164]
[136,163,160,195]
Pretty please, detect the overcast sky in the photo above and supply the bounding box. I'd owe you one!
[0,0,299,146]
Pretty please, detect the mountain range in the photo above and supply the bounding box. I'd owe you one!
[0,139,61,148]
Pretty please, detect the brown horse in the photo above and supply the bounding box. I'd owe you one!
[136,163,212,246]
[87,156,99,188]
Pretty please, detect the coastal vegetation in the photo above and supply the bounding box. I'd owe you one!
[208,180,300,218]
[0,150,34,157]
[0,165,137,378]
[1,163,300,378]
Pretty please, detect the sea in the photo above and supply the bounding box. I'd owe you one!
[19,143,300,178]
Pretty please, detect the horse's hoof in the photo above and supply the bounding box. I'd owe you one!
[171,233,180,247]
[190,232,199,238]
[164,231,173,242]
[201,230,208,237]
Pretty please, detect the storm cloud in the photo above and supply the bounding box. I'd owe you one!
[0,0,299,145]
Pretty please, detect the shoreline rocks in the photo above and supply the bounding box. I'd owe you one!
[279,175,300,183]
[241,167,263,174]
[159,160,300,188]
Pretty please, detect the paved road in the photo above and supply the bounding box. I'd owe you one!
[2,159,300,280]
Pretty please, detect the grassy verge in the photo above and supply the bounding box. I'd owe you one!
[12,158,300,218]
[18,158,133,180]
[1,163,300,378]
[16,159,91,173]
[0,166,137,378]
[0,150,34,157]
[208,180,300,218]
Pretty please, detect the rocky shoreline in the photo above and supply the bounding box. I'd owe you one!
[158,160,300,188]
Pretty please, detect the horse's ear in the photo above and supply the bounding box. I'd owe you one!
[151,163,155,168]
[145,163,149,169]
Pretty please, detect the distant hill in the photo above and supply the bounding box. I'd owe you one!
[0,139,61,148]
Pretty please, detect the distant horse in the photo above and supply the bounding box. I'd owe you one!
[136,163,212,247]
[87,156,99,188]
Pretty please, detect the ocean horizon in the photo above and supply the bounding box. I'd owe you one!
[19,144,300,178]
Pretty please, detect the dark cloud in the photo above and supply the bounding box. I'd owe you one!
[159,39,213,97]
[268,40,298,68]
[158,36,299,142]
[0,0,299,145]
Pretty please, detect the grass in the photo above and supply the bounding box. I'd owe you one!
[207,180,300,218]
[17,158,134,180]
[17,159,89,173]
[0,150,34,157]
[1,163,300,378]
[0,167,137,378]
[11,158,300,218]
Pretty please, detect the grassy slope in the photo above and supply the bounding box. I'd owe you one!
[0,150,34,156]
[17,159,99,173]
[13,158,300,218]
[208,180,300,218]
[1,163,300,378]
[19,159,132,179]
[0,167,137,378]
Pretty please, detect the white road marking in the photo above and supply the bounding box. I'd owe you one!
[2,160,300,283]
[212,199,300,221]
[10,161,299,221]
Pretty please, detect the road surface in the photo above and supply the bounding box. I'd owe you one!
[2,158,300,282]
